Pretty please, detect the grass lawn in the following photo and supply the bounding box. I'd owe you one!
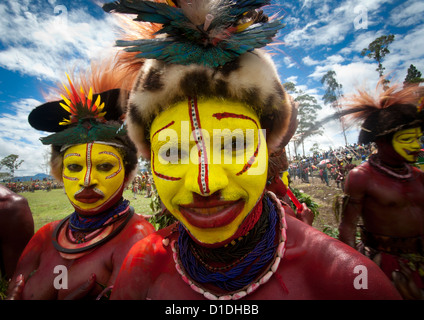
[21,188,156,232]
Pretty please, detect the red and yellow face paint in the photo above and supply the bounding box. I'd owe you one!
[150,98,268,245]
[62,142,126,214]
[392,127,422,163]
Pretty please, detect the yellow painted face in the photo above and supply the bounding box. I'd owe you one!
[62,142,126,214]
[392,127,423,163]
[150,97,268,245]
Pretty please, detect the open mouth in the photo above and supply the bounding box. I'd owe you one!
[179,199,244,229]
[74,188,104,204]
[404,149,420,157]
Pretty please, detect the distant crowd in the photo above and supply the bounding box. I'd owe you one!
[3,180,63,193]
[288,143,374,189]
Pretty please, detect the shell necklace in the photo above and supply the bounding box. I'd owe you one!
[171,193,287,300]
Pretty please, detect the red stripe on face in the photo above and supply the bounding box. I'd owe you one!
[212,112,260,176]
[189,97,210,196]
[99,151,122,179]
[151,121,181,181]
[152,121,175,140]
[84,142,94,186]
[152,150,181,181]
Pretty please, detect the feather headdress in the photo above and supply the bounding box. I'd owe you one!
[28,59,140,181]
[104,0,285,67]
[104,0,294,158]
[29,72,127,146]
[341,80,424,144]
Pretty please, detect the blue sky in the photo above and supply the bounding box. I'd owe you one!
[1,0,424,176]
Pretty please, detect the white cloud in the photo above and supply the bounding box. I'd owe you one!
[286,76,298,83]
[283,0,392,49]
[283,56,296,68]
[0,0,120,81]
[303,56,319,66]
[383,24,424,80]
[309,61,378,94]
[389,0,424,27]
[0,98,51,176]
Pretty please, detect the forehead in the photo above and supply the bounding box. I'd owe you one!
[394,127,423,136]
[151,98,260,134]
[64,143,121,157]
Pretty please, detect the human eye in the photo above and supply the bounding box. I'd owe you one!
[96,162,114,172]
[67,164,83,172]
[400,136,415,143]
[158,145,183,164]
[221,132,246,155]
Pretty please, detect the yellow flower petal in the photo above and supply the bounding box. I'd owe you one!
[59,102,71,113]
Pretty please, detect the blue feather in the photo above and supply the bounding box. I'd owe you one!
[104,0,184,24]
[103,0,285,67]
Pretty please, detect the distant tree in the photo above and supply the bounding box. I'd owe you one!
[0,172,11,181]
[404,64,424,86]
[310,142,320,156]
[295,92,323,157]
[283,82,297,93]
[39,149,50,175]
[361,34,395,85]
[321,70,348,146]
[283,82,323,157]
[0,154,24,179]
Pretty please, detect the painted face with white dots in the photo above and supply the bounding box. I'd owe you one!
[150,97,268,245]
[62,142,126,214]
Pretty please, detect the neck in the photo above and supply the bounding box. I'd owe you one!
[69,198,129,233]
[173,192,287,299]
[376,140,408,168]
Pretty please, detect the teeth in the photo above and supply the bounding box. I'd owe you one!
[189,205,227,215]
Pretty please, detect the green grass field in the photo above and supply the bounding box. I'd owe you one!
[21,188,155,232]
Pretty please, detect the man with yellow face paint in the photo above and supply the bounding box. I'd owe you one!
[339,82,424,299]
[150,98,269,245]
[7,62,155,300]
[105,0,400,301]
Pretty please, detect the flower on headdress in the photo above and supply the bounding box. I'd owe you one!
[59,73,106,126]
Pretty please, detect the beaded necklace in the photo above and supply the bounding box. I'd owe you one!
[52,200,134,257]
[368,154,413,180]
[172,193,287,300]
[69,199,130,233]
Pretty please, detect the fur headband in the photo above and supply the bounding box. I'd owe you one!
[126,49,293,158]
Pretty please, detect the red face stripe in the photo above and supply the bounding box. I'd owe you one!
[152,120,175,140]
[152,150,181,181]
[63,153,80,181]
[84,142,94,186]
[99,151,122,179]
[189,97,210,196]
[212,112,261,176]
[151,120,181,181]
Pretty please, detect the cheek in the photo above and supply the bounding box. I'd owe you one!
[392,141,408,158]
[62,175,80,198]
[153,173,186,208]
[100,171,126,193]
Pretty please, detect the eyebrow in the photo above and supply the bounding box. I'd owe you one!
[213,112,260,176]
[64,153,81,159]
[212,112,259,127]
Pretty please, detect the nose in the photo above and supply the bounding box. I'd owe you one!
[184,162,229,196]
[80,167,98,188]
